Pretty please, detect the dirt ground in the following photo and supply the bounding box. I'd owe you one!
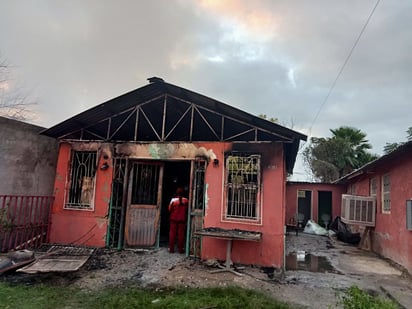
[2,233,412,308]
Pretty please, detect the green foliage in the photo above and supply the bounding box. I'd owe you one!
[303,126,378,182]
[383,126,412,154]
[0,283,295,309]
[407,127,412,141]
[383,142,400,155]
[336,286,398,309]
[259,114,278,123]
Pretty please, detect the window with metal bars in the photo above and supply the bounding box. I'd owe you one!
[65,151,97,210]
[225,153,260,221]
[369,177,377,196]
[130,163,160,205]
[382,174,391,213]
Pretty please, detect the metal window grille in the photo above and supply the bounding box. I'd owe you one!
[107,158,128,249]
[225,154,260,220]
[65,151,97,210]
[189,159,207,258]
[131,163,160,205]
[193,159,206,210]
[382,174,391,212]
[370,177,377,196]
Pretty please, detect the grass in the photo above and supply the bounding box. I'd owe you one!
[336,286,399,309]
[1,280,400,309]
[0,282,295,309]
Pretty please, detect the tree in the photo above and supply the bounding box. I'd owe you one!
[382,126,412,154]
[383,142,400,154]
[407,127,412,141]
[258,114,278,123]
[303,126,378,182]
[0,56,35,120]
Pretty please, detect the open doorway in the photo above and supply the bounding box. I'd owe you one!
[297,190,312,227]
[318,191,332,228]
[159,161,191,247]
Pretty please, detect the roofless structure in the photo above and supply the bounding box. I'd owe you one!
[42,77,307,269]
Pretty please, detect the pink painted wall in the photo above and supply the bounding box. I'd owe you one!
[201,142,286,268]
[50,141,288,269]
[49,142,112,247]
[285,182,345,225]
[346,153,412,274]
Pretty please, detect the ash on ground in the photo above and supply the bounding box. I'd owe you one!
[1,234,411,309]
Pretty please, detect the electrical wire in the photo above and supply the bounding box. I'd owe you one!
[308,0,381,137]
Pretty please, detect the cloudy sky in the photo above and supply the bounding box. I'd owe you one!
[0,0,411,180]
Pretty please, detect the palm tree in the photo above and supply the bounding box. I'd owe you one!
[382,127,412,154]
[383,142,400,154]
[330,126,376,175]
[304,126,378,182]
[406,127,412,141]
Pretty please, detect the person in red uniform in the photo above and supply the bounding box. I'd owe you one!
[168,187,189,253]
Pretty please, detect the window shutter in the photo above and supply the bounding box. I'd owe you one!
[407,200,412,231]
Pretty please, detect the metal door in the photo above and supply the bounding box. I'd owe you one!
[187,159,206,258]
[125,162,163,247]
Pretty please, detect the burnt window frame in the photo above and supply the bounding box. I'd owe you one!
[65,150,97,210]
[223,152,261,223]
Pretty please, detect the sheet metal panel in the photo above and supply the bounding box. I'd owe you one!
[125,162,163,248]
[18,246,94,273]
[125,205,159,247]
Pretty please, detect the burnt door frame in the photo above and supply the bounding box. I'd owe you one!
[106,157,129,249]
[159,160,192,248]
[187,158,207,258]
[125,161,164,248]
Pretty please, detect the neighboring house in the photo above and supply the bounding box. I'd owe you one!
[336,140,412,274]
[0,116,58,196]
[41,77,307,268]
[0,116,58,252]
[286,182,345,228]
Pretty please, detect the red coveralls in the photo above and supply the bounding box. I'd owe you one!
[168,195,189,253]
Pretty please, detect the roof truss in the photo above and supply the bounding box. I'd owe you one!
[60,94,293,143]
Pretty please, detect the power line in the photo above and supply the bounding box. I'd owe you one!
[308,0,381,137]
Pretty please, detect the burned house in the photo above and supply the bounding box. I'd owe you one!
[41,78,306,268]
